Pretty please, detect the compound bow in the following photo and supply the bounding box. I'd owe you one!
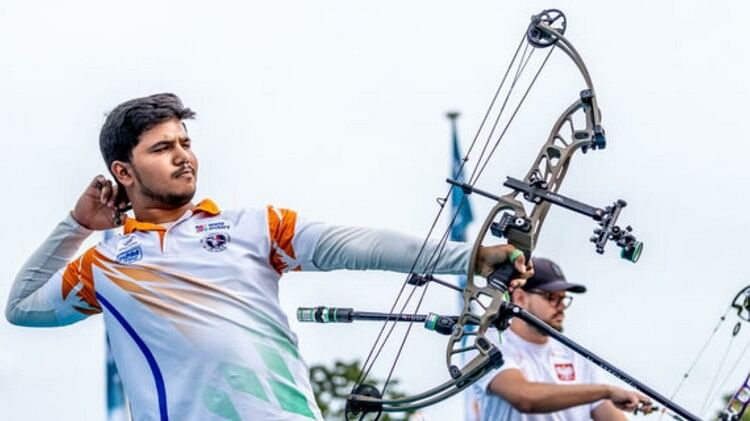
[298,9,693,420]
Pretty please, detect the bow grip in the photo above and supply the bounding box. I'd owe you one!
[487,250,529,291]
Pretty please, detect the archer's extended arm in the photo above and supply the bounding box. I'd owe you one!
[311,225,470,274]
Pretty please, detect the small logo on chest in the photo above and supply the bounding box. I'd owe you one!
[195,220,231,234]
[117,246,144,264]
[116,235,143,264]
[201,233,230,252]
[553,363,576,381]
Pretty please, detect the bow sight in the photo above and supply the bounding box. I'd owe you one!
[446,176,643,263]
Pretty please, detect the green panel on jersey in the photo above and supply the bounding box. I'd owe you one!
[256,342,294,383]
[268,334,300,359]
[220,362,269,402]
[269,378,316,419]
[202,385,241,421]
[241,310,301,359]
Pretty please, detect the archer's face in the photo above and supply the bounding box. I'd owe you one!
[522,290,567,333]
[126,118,198,208]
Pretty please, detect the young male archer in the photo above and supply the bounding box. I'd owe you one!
[6,93,531,420]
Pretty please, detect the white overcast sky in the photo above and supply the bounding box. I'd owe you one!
[2,1,749,420]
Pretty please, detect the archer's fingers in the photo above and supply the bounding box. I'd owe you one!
[635,399,654,414]
[508,278,526,290]
[95,177,116,207]
[107,183,119,208]
[512,255,534,279]
[624,396,642,412]
[91,174,107,194]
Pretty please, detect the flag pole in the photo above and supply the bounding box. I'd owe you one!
[446,111,480,421]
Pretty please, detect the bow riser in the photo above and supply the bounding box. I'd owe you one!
[449,198,527,375]
[521,98,600,243]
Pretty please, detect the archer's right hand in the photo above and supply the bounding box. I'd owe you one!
[607,385,654,414]
[71,175,127,230]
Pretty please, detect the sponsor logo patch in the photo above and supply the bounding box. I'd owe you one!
[201,233,230,252]
[195,220,231,234]
[116,246,143,264]
[553,363,576,381]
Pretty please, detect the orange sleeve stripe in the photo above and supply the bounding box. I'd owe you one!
[277,209,297,259]
[61,247,102,313]
[267,206,299,273]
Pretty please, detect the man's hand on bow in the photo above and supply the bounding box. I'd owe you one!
[476,244,533,290]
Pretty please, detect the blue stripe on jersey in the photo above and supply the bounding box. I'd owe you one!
[97,292,169,421]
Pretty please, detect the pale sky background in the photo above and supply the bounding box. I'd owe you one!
[1,1,749,420]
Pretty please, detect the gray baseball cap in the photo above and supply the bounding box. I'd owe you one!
[522,257,586,293]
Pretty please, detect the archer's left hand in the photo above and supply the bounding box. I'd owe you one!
[475,245,533,290]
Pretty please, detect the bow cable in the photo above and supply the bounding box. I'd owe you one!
[355,31,559,402]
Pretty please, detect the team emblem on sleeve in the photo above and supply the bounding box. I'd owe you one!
[201,233,230,252]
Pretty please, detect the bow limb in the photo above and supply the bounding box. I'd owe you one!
[347,352,499,415]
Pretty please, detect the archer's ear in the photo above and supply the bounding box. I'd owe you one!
[111,161,134,187]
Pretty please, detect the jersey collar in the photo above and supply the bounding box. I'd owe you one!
[123,199,221,234]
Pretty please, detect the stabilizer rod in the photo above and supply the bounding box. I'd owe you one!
[297,307,470,336]
[297,307,443,324]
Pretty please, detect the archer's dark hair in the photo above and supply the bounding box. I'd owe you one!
[99,93,196,172]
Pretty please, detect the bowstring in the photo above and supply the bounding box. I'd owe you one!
[379,44,556,394]
[354,31,530,393]
[468,40,534,185]
[363,38,559,401]
[474,46,556,181]
[415,38,539,282]
[377,40,538,394]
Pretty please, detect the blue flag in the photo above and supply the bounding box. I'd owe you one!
[448,113,473,242]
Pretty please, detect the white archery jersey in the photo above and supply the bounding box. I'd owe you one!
[6,199,472,421]
[473,328,604,421]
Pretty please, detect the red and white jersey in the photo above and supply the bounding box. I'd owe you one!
[38,200,327,420]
